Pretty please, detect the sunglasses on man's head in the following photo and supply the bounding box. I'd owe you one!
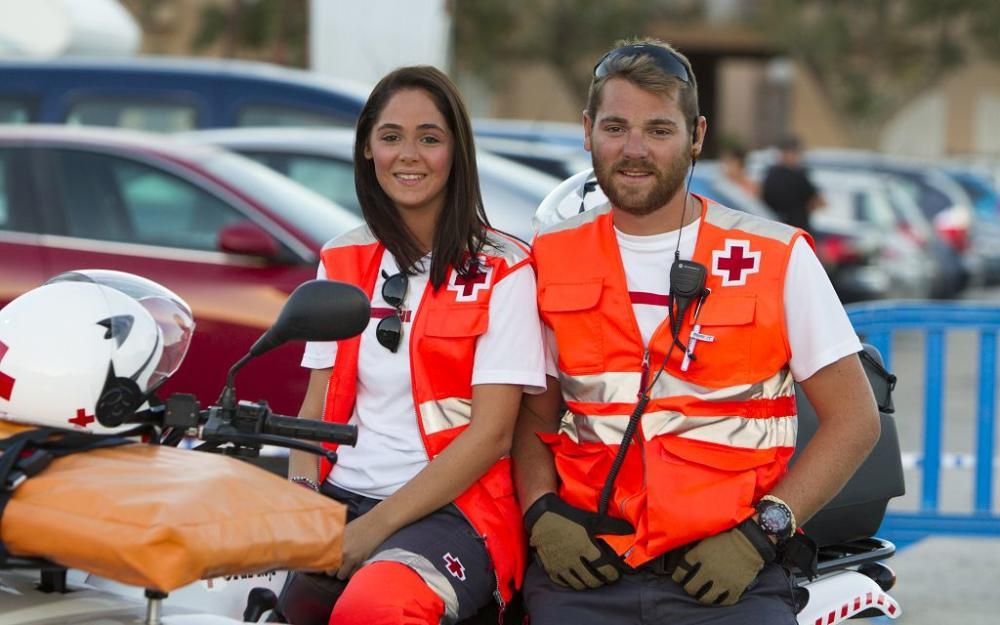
[376,270,408,353]
[593,43,691,83]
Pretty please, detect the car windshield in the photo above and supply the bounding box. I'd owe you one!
[193,150,360,247]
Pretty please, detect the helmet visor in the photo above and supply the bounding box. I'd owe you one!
[46,270,195,392]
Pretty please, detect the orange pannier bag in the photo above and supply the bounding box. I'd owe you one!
[0,422,345,592]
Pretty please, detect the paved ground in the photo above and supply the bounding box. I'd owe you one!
[884,536,1000,625]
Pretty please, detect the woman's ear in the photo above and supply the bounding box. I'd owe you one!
[363,142,373,160]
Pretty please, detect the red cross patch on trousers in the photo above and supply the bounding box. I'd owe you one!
[443,552,466,581]
[447,263,493,302]
[711,239,761,287]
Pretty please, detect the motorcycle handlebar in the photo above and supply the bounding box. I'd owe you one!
[263,413,358,447]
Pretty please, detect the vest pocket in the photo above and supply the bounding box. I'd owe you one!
[539,280,605,373]
[667,294,756,388]
[423,305,489,337]
[645,435,776,551]
[538,431,614,509]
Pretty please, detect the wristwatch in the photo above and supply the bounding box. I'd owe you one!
[754,495,796,542]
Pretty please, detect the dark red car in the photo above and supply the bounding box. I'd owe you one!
[0,126,361,416]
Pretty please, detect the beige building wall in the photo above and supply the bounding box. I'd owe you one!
[880,62,1000,157]
[789,61,853,149]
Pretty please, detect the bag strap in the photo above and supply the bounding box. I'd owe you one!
[859,347,896,414]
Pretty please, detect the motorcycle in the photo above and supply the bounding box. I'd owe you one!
[0,267,903,625]
[0,276,370,624]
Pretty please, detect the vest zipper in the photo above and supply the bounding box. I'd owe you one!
[451,505,506,623]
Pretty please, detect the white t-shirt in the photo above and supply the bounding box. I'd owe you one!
[303,250,547,499]
[545,218,861,382]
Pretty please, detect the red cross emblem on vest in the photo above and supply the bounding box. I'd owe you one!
[711,239,761,287]
[447,263,493,302]
[443,552,466,581]
[68,408,96,428]
[0,340,15,401]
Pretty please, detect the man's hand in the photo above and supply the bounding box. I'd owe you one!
[524,493,633,591]
[671,520,776,606]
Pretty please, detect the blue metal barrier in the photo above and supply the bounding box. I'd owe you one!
[846,301,1000,544]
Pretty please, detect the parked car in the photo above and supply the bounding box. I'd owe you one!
[774,149,999,286]
[807,169,939,299]
[180,127,561,242]
[473,118,590,179]
[0,56,370,132]
[0,125,362,416]
[534,165,891,303]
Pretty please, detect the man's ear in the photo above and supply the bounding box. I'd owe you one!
[583,110,593,152]
[691,115,707,160]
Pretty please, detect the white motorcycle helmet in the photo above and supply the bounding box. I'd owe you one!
[0,270,194,433]
[532,167,608,233]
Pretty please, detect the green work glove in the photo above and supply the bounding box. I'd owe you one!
[671,519,777,606]
[523,493,634,591]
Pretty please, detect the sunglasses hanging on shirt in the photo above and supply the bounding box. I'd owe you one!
[375,270,408,353]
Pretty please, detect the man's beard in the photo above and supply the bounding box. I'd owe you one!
[593,150,691,217]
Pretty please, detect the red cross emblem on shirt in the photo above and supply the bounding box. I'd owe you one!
[68,408,96,428]
[0,340,15,401]
[447,263,493,302]
[711,239,761,286]
[443,552,466,581]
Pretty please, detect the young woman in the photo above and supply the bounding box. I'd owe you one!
[286,66,546,625]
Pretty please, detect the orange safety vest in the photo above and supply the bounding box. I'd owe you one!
[532,195,812,567]
[317,225,530,604]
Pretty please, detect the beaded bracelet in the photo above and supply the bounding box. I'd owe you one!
[290,476,320,492]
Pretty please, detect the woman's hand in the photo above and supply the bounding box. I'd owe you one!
[334,513,393,580]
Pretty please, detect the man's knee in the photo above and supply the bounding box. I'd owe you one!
[328,561,445,625]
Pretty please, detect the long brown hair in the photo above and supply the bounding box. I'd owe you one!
[354,65,490,288]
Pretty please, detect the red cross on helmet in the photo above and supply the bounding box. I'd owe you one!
[0,270,194,434]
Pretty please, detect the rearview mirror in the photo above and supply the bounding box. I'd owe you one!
[249,280,371,358]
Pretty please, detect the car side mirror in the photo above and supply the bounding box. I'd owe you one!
[218,220,280,258]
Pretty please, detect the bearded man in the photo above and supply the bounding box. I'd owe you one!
[512,38,881,625]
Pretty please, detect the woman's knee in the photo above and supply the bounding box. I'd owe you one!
[329,561,444,625]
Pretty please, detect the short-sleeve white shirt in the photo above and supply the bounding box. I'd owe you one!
[544,218,861,382]
[303,250,547,499]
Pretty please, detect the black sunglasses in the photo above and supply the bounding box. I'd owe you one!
[593,43,691,83]
[376,270,408,353]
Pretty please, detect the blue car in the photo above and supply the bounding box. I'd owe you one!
[0,56,370,132]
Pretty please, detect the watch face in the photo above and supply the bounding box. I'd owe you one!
[759,502,792,536]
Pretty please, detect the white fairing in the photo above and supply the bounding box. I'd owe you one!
[532,167,605,232]
[0,570,250,624]
[86,570,287,620]
[797,570,901,625]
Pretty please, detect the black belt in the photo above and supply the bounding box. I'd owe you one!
[636,545,689,576]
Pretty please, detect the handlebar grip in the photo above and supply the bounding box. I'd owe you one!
[264,414,358,447]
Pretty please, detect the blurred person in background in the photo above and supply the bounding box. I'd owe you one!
[762,135,824,234]
[513,38,879,625]
[720,143,759,197]
[284,65,546,625]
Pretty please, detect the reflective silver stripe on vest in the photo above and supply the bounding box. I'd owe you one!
[642,410,797,448]
[538,201,612,236]
[559,410,796,449]
[321,224,377,251]
[560,368,795,405]
[419,397,472,435]
[484,230,530,266]
[560,371,642,404]
[704,202,797,245]
[365,547,460,624]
